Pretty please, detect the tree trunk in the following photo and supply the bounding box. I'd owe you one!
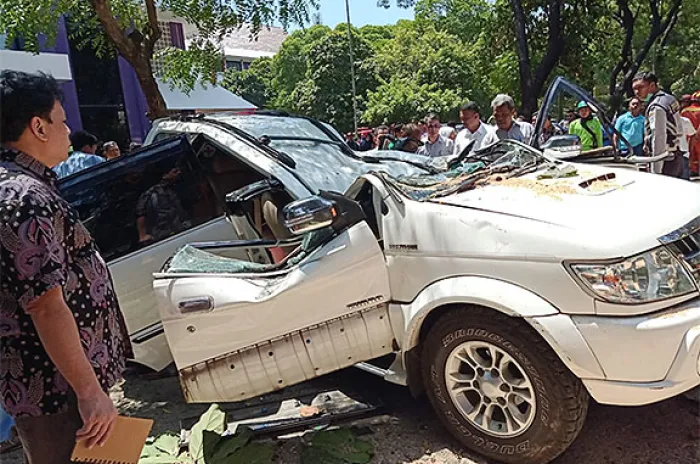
[509,0,564,119]
[90,0,167,120]
[130,56,168,120]
[609,0,683,108]
[509,0,532,115]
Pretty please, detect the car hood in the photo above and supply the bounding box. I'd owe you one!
[435,163,700,255]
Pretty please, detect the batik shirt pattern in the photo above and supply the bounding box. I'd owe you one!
[0,149,132,417]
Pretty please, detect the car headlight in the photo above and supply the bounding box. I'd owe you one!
[570,247,696,304]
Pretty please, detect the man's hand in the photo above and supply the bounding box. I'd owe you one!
[139,233,154,244]
[76,387,118,448]
[28,287,117,449]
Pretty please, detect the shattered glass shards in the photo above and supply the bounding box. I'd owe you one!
[389,161,487,200]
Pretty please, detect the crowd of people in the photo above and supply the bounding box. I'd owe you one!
[50,130,141,179]
[1,67,700,461]
[345,72,700,180]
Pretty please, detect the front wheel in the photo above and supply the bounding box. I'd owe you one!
[421,308,589,464]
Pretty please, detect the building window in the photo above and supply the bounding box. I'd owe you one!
[225,60,243,72]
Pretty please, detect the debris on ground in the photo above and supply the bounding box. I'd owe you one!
[300,428,374,464]
[140,404,274,464]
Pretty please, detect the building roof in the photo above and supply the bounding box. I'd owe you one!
[219,25,287,54]
[185,24,287,61]
[0,50,72,82]
[157,79,256,111]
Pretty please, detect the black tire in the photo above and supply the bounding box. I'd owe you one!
[421,307,589,464]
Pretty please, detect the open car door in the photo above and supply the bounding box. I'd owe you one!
[532,76,677,169]
[532,77,618,157]
[153,192,395,403]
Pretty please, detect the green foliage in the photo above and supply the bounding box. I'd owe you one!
[139,406,272,464]
[226,24,379,131]
[8,0,693,123]
[1,0,75,53]
[655,0,700,95]
[140,433,193,464]
[189,404,226,462]
[0,0,319,118]
[363,77,463,125]
[201,425,272,464]
[158,40,225,94]
[222,57,276,107]
[300,428,374,464]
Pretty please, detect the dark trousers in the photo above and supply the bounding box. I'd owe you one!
[661,153,685,179]
[14,393,81,464]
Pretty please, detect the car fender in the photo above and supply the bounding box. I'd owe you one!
[395,275,605,383]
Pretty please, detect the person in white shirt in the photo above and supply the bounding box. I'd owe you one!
[680,115,697,180]
[418,113,454,157]
[491,94,535,144]
[453,101,499,156]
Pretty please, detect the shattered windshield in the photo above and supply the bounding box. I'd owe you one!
[386,141,550,201]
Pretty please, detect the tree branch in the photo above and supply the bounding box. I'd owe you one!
[649,0,661,25]
[629,0,681,73]
[144,0,161,55]
[509,0,531,100]
[532,0,564,92]
[609,0,634,97]
[89,0,137,59]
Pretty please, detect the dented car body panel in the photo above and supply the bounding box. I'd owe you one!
[153,222,395,402]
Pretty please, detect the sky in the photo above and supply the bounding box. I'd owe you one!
[290,0,415,30]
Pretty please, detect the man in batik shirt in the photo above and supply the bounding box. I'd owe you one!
[0,70,132,463]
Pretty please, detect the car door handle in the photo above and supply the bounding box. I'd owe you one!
[178,297,214,313]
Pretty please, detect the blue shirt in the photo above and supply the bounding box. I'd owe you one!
[614,112,645,149]
[0,405,13,442]
[53,151,105,179]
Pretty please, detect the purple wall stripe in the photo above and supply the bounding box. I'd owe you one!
[169,22,186,49]
[51,18,83,133]
[117,56,151,143]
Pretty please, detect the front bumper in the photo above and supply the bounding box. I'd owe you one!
[531,297,700,406]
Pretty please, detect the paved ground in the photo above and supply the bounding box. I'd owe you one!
[3,368,699,463]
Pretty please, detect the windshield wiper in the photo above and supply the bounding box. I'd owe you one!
[265,135,342,146]
[362,155,439,175]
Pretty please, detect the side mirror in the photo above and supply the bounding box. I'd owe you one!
[541,135,581,159]
[282,196,337,235]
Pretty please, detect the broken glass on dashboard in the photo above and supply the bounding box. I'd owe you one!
[385,141,551,201]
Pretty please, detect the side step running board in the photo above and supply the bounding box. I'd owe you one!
[354,362,390,377]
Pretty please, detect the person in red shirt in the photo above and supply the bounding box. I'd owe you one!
[681,92,700,176]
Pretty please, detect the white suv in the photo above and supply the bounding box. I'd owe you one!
[150,135,700,463]
[60,79,700,463]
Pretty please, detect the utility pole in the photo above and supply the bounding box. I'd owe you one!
[344,0,359,136]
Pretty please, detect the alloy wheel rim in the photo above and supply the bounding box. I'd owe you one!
[444,340,537,437]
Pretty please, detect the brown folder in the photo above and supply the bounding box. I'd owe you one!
[71,415,153,464]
